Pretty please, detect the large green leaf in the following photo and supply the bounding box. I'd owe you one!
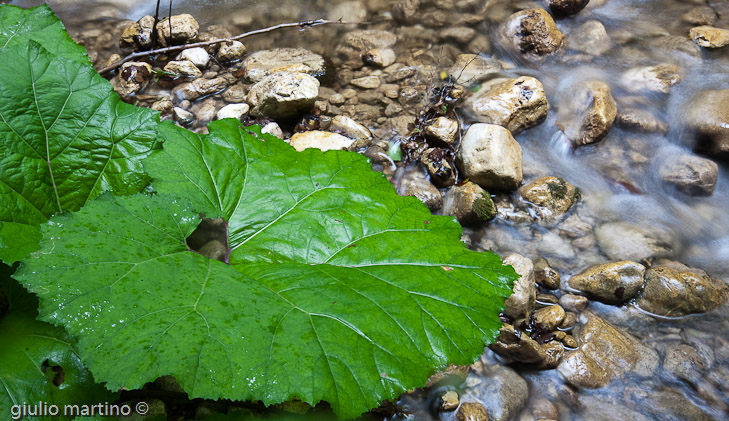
[0,4,87,63]
[0,263,117,418]
[0,37,159,263]
[17,120,516,418]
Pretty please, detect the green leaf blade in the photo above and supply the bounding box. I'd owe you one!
[0,39,159,262]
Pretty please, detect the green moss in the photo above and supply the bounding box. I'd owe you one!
[546,177,569,200]
[473,192,496,221]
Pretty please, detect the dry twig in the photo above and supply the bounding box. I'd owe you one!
[99,18,345,75]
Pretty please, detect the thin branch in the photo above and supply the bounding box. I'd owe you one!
[99,18,346,75]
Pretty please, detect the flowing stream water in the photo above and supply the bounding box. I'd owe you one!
[9,0,729,420]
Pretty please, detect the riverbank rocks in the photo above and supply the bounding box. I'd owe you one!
[595,222,674,261]
[547,0,589,17]
[568,20,610,55]
[560,80,617,146]
[242,48,326,83]
[156,14,199,46]
[456,124,523,191]
[117,62,152,97]
[690,26,729,48]
[177,47,210,68]
[120,15,154,49]
[164,60,203,77]
[659,154,718,196]
[502,254,536,322]
[518,176,578,220]
[464,76,548,135]
[621,63,681,93]
[216,103,249,120]
[568,261,645,304]
[558,313,658,388]
[289,131,355,152]
[216,40,246,62]
[173,77,228,101]
[501,8,565,59]
[636,262,729,317]
[423,117,458,146]
[448,54,503,85]
[686,89,729,159]
[442,181,495,225]
[247,71,319,118]
[396,169,442,211]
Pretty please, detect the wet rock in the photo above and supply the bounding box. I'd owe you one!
[659,154,718,196]
[156,14,199,46]
[151,97,173,118]
[396,168,443,211]
[559,294,588,312]
[568,261,645,304]
[558,313,657,388]
[690,25,729,48]
[173,107,194,126]
[442,181,495,225]
[626,387,714,421]
[247,72,319,118]
[540,340,566,369]
[533,305,566,331]
[560,312,576,330]
[420,148,457,187]
[637,263,729,317]
[547,0,589,17]
[518,176,578,220]
[392,0,420,24]
[120,15,154,49]
[289,131,355,152]
[456,402,489,421]
[621,63,681,93]
[682,6,718,26]
[193,99,217,125]
[442,27,477,44]
[568,20,610,55]
[595,222,674,261]
[476,365,528,421]
[501,8,565,59]
[350,75,381,89]
[441,390,459,412]
[261,121,284,139]
[424,116,459,146]
[173,77,228,101]
[456,124,523,191]
[532,398,559,420]
[163,60,202,78]
[362,48,396,68]
[663,344,708,385]
[534,257,561,290]
[448,54,503,85]
[117,62,152,97]
[329,115,372,146]
[648,35,701,58]
[216,40,246,62]
[464,76,548,135]
[177,47,210,68]
[327,0,368,22]
[617,109,667,133]
[686,88,729,159]
[216,103,249,120]
[338,30,397,62]
[502,254,536,322]
[242,48,326,83]
[560,80,617,146]
[222,83,246,103]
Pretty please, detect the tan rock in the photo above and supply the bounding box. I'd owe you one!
[163,60,202,77]
[464,76,548,135]
[449,54,502,85]
[247,72,319,118]
[568,261,646,304]
[560,80,617,146]
[216,40,246,62]
[659,154,719,196]
[568,20,610,55]
[501,8,565,59]
[156,14,199,46]
[120,15,154,49]
[685,89,729,159]
[518,176,578,219]
[442,181,495,225]
[489,325,547,364]
[329,115,372,146]
[424,116,459,146]
[173,77,228,101]
[548,0,589,17]
[534,257,561,290]
[396,169,443,211]
[441,390,459,412]
[456,124,523,191]
[690,25,729,48]
[621,63,682,93]
[289,131,355,152]
[242,48,326,83]
[502,254,536,322]
[533,305,566,331]
[420,148,457,187]
[637,264,729,317]
[116,62,152,97]
[456,402,489,421]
